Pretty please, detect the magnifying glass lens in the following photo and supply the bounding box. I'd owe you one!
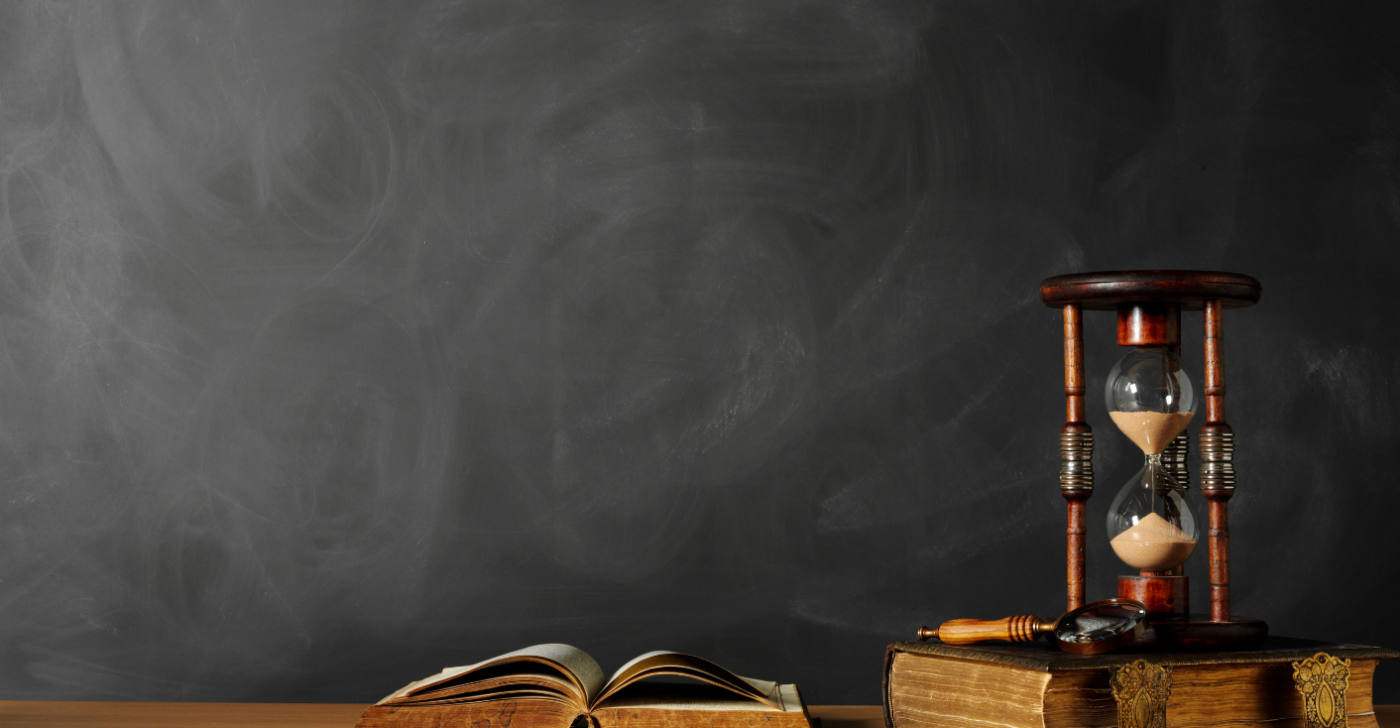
[1056,601,1146,645]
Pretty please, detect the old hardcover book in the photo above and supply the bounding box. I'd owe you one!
[355,643,812,728]
[883,637,1397,728]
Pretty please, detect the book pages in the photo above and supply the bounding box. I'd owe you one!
[593,651,782,710]
[597,683,781,711]
[379,644,606,706]
[389,669,578,704]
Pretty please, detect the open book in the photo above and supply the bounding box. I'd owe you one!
[354,644,812,728]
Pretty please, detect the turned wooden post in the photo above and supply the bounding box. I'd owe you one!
[1060,303,1094,612]
[1199,299,1235,623]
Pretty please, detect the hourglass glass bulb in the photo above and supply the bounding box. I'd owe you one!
[1105,347,1197,455]
[1106,463,1198,570]
[1105,346,1200,572]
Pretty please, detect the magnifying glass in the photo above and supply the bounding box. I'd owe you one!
[916,598,1148,655]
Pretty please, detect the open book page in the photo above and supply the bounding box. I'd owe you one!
[396,686,572,706]
[387,668,578,705]
[378,644,607,707]
[593,682,806,713]
[591,651,783,711]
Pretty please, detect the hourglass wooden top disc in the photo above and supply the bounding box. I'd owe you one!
[1039,270,1261,310]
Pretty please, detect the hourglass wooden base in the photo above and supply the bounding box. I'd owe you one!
[1119,574,1188,616]
[1118,573,1268,648]
[1139,614,1269,650]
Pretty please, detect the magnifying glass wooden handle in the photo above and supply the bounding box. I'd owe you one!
[916,615,1056,644]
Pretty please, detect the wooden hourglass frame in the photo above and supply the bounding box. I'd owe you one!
[1039,271,1267,647]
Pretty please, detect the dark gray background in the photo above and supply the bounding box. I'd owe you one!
[1,0,1397,706]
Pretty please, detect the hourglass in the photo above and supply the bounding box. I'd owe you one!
[1039,271,1267,648]
[1105,332,1198,615]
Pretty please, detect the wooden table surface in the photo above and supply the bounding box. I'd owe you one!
[0,703,1393,727]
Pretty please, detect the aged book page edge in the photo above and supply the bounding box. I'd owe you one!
[887,652,1054,728]
[356,699,576,728]
[594,683,805,714]
[592,704,812,728]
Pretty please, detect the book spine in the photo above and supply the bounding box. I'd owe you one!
[882,644,897,728]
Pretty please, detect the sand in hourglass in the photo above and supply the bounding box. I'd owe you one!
[1109,411,1194,455]
[1110,512,1197,570]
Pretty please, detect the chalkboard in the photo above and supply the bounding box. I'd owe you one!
[1,0,1397,706]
